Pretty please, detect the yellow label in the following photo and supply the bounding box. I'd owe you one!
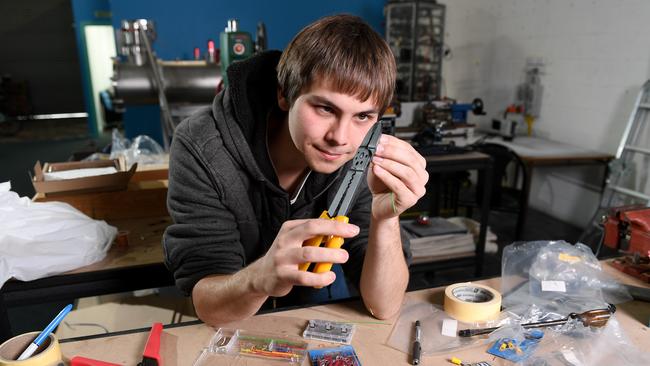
[558,253,581,264]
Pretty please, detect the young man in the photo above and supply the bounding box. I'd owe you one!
[163,14,428,325]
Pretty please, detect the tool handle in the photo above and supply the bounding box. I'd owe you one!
[71,356,122,366]
[458,327,497,337]
[412,340,421,365]
[298,211,330,271]
[579,308,614,327]
[298,235,323,271]
[141,322,163,365]
[312,216,349,274]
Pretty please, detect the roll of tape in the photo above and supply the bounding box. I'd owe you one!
[0,332,62,366]
[443,282,502,323]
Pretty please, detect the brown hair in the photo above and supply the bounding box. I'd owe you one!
[277,14,396,113]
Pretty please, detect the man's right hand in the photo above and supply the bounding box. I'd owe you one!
[250,218,359,297]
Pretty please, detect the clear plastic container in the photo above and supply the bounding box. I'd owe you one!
[193,328,307,365]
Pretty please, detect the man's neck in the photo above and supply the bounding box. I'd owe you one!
[267,111,309,193]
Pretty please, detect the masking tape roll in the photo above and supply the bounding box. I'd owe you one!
[0,332,62,366]
[443,282,502,323]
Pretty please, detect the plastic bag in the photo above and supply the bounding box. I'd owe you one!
[501,241,631,316]
[495,241,646,365]
[386,299,507,355]
[0,181,116,288]
[522,317,650,366]
[109,129,166,169]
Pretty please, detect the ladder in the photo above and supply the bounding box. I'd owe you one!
[580,80,650,249]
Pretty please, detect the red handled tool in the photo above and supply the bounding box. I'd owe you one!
[137,322,163,366]
[71,322,163,366]
[70,357,120,366]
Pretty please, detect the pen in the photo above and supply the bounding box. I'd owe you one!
[17,303,73,360]
[412,320,421,365]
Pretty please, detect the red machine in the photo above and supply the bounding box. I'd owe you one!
[602,205,650,282]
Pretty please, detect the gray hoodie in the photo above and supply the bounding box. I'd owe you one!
[163,51,411,305]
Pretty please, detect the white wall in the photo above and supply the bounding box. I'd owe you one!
[438,0,650,227]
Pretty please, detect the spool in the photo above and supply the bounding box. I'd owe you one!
[0,332,62,366]
[443,282,502,323]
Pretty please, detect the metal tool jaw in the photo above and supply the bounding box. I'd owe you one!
[326,121,383,218]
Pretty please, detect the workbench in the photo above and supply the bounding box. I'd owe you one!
[0,216,174,342]
[0,174,174,342]
[59,262,649,365]
[1,153,494,342]
[453,134,614,240]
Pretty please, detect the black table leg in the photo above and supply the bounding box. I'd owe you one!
[516,164,533,240]
[0,294,12,342]
[475,160,493,277]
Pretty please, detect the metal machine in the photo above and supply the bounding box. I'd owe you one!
[219,19,256,87]
[107,19,266,147]
[411,98,485,154]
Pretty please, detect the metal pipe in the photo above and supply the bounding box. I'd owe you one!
[139,27,174,149]
[112,61,222,104]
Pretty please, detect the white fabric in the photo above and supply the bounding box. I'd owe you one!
[0,182,116,288]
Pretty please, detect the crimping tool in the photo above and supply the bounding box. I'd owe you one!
[299,120,383,274]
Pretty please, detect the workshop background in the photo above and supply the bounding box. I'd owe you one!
[1,0,649,338]
[3,0,649,223]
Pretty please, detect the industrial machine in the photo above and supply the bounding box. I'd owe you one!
[107,18,266,147]
[411,98,485,154]
[220,19,256,87]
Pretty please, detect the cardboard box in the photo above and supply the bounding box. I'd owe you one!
[32,169,169,221]
[32,158,137,195]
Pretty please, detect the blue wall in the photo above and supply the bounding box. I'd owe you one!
[108,0,387,59]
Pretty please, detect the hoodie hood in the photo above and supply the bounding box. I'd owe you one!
[211,50,345,201]
[211,50,281,186]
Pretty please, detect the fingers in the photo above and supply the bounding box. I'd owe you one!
[274,244,349,269]
[294,245,349,265]
[282,268,338,288]
[372,158,427,198]
[283,218,360,244]
[276,246,347,287]
[376,135,427,171]
[373,135,428,196]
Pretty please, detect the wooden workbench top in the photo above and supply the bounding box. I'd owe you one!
[60,263,649,365]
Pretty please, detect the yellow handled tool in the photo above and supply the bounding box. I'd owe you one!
[298,120,383,276]
[298,211,349,273]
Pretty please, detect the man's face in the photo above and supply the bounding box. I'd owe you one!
[281,82,380,174]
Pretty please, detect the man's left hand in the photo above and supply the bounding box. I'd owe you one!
[368,134,429,220]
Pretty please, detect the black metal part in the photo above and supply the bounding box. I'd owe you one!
[138,357,159,366]
[327,121,383,217]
